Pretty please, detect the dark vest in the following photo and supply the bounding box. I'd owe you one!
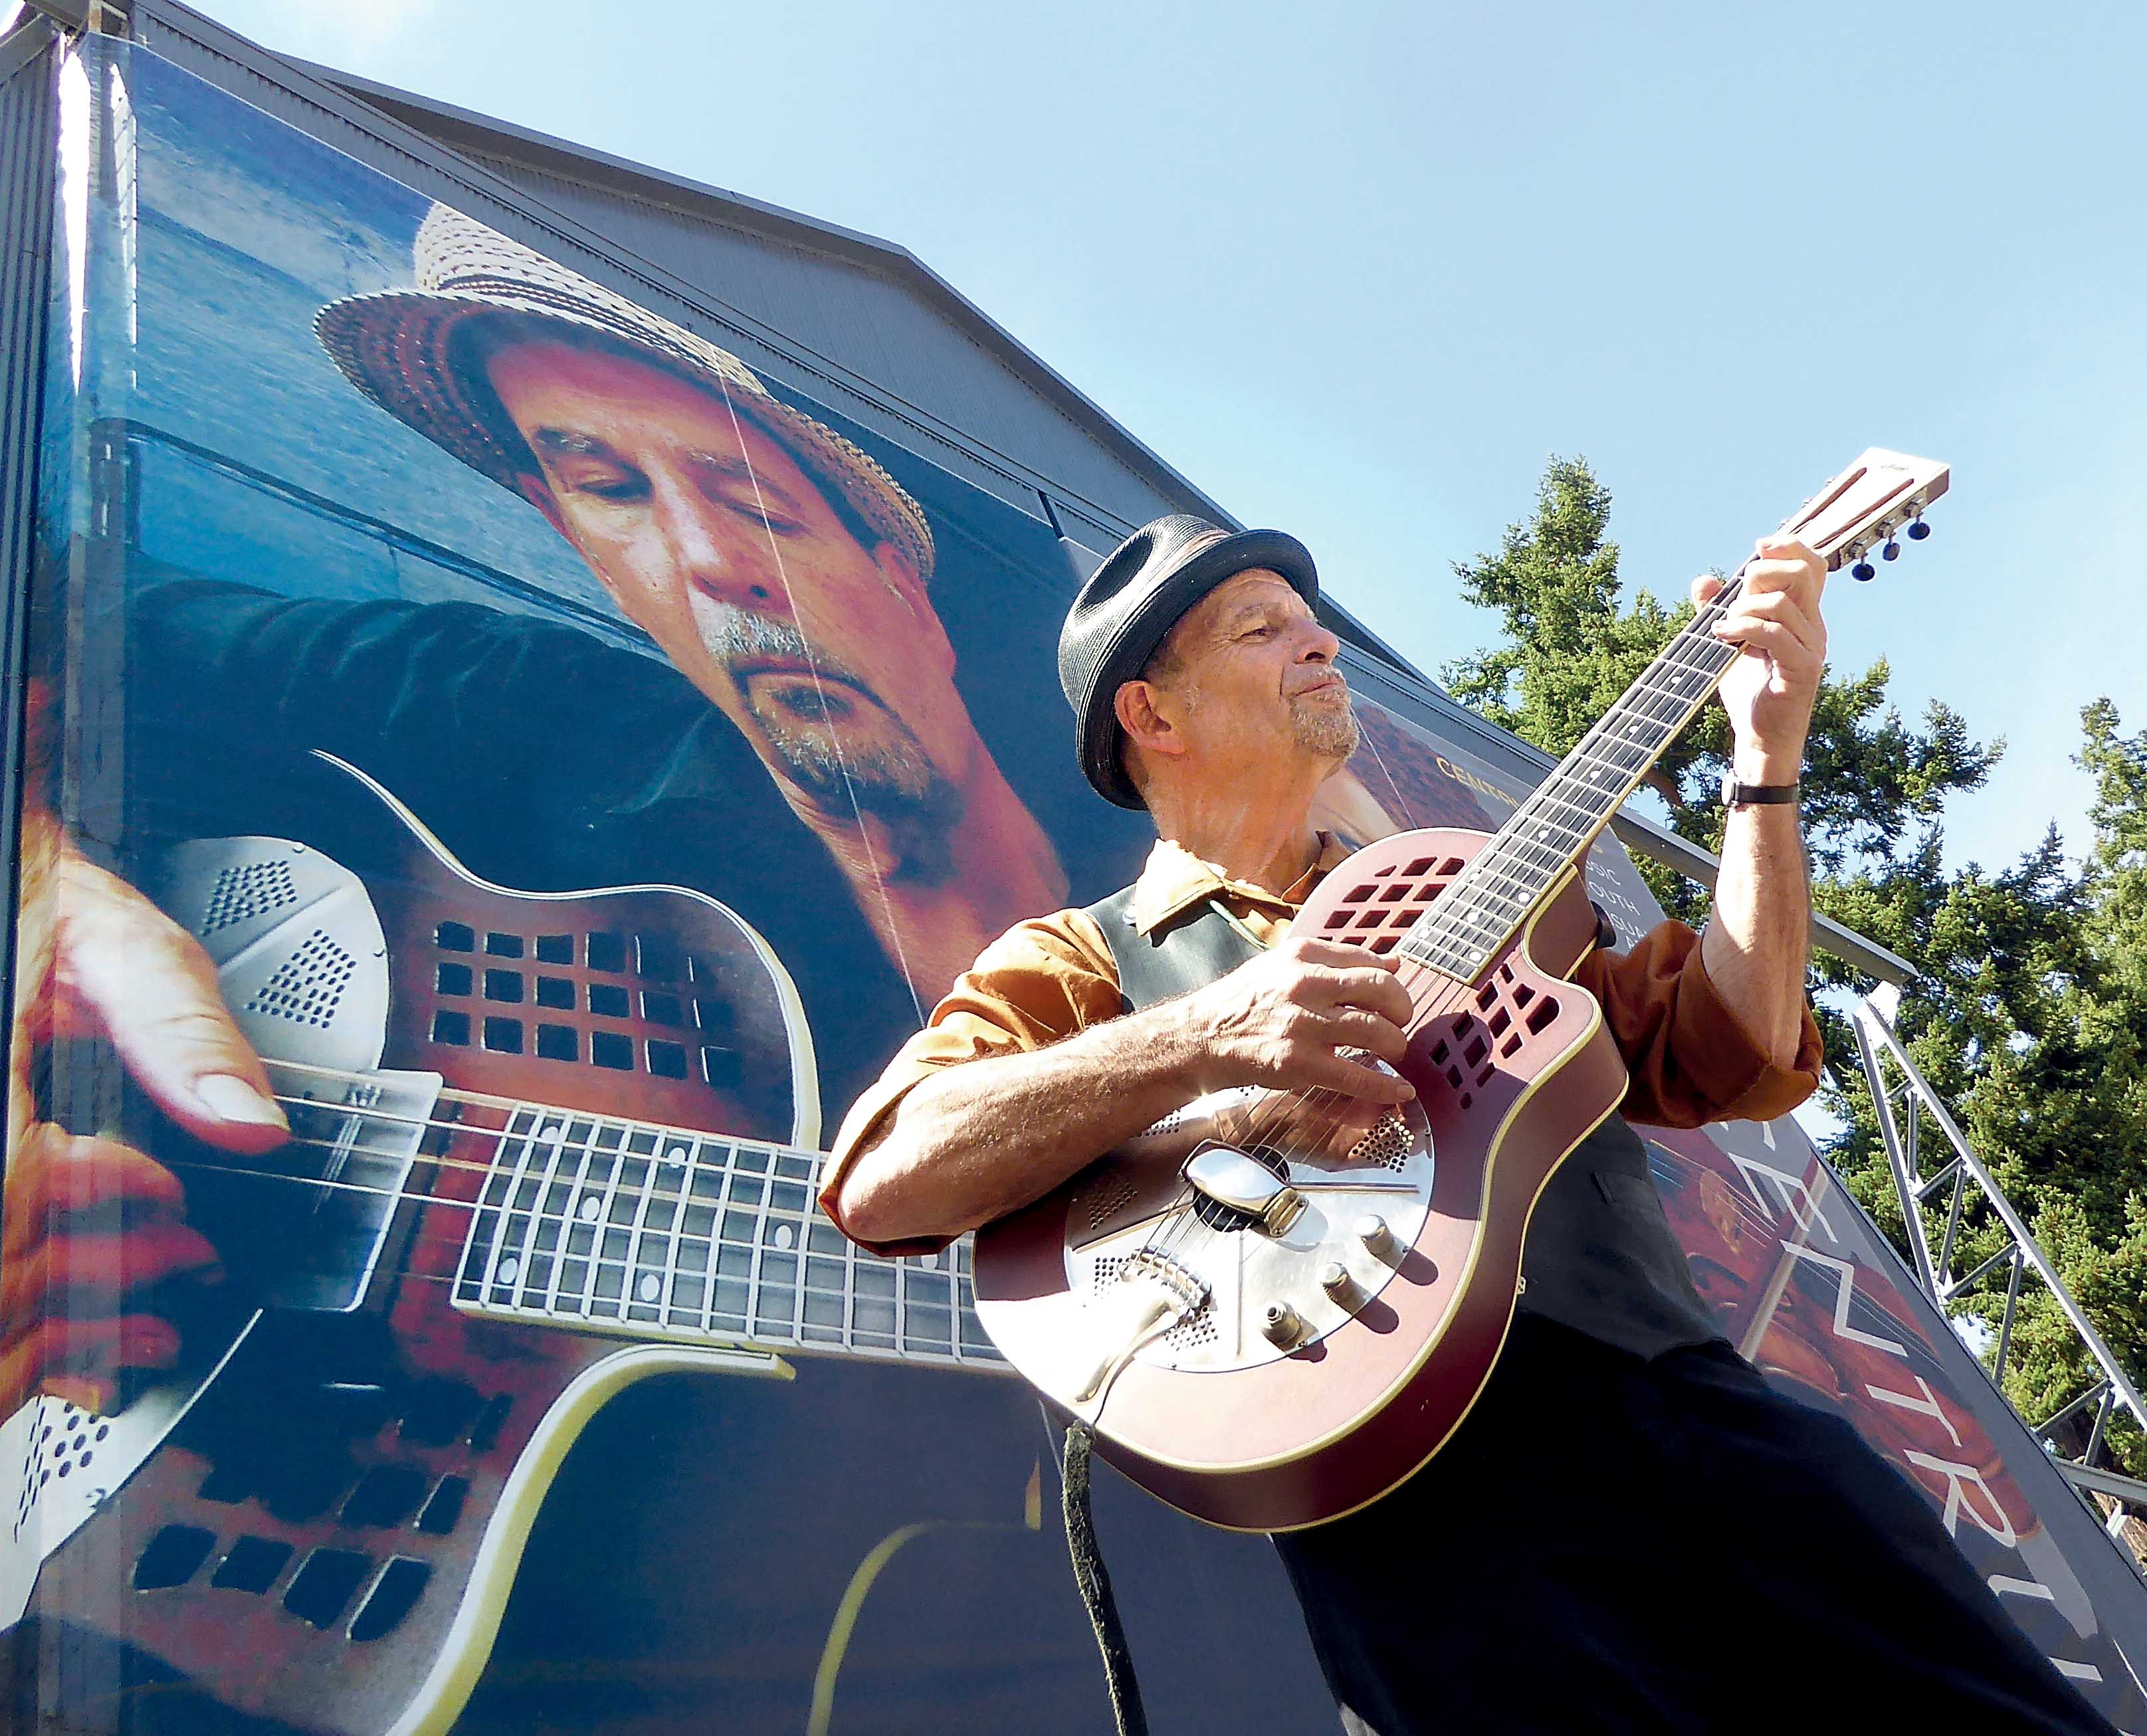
[1085,886,1726,1361]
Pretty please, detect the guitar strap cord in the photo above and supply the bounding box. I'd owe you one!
[1061,1422,1150,1736]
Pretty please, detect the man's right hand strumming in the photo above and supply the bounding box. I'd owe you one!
[829,935,1415,1252]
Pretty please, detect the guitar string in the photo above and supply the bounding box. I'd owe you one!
[1400,520,1863,963]
[121,1139,986,1346]
[46,1131,1853,1383]
[1133,966,1475,1276]
[243,1035,1818,1258]
[1091,594,1742,1274]
[124,1115,1813,1282]
[68,1046,1815,1371]
[1395,577,1751,973]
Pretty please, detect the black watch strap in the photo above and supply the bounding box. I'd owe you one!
[1720,773,1800,807]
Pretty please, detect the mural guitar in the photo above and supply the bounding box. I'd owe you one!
[1,752,1003,1736]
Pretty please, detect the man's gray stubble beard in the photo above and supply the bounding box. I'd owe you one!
[1290,690,1361,763]
[701,601,966,885]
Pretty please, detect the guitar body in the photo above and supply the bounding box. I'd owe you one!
[974,826,1632,1532]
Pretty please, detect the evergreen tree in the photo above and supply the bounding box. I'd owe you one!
[1445,457,2147,1477]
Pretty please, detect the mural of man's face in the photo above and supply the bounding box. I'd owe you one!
[483,336,970,866]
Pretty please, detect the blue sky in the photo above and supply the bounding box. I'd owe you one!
[192,0,2146,877]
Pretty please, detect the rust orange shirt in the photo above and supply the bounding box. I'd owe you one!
[819,835,1823,1256]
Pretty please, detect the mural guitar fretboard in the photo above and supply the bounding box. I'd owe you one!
[449,1102,988,1363]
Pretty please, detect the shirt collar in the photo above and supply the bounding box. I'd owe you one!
[1128,832,1352,937]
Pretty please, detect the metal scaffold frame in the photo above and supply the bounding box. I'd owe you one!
[1853,989,2147,1547]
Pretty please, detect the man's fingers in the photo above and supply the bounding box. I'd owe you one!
[1711,613,1821,670]
[1308,1051,1415,1105]
[1284,938,1402,975]
[1320,1009,1411,1067]
[0,1313,182,1418]
[1,1129,190,1258]
[1,1221,223,1309]
[1722,584,1815,622]
[1302,964,1417,1026]
[51,856,289,1152]
[1690,574,1725,608]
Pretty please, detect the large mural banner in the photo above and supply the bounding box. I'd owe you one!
[3,35,2142,1735]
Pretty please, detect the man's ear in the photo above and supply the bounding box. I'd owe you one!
[1114,678,1184,763]
[872,541,953,669]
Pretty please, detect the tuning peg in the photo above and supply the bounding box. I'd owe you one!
[1852,558,1876,582]
[1906,516,1931,541]
[1882,538,1901,561]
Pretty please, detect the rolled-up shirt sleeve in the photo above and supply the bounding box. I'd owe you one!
[1573,920,1823,1128]
[816,910,1124,1256]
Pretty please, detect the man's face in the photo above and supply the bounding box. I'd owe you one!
[1138,569,1358,789]
[484,337,968,856]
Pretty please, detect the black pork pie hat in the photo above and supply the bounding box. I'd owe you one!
[1059,514,1319,809]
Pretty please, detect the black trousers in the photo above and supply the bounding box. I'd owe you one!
[1274,1315,2119,1735]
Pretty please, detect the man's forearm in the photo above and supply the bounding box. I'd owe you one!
[833,1001,1210,1250]
[1698,801,1811,1066]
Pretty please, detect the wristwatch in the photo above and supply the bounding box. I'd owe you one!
[1720,773,1800,808]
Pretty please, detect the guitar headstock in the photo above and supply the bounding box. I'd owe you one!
[1779,448,1950,581]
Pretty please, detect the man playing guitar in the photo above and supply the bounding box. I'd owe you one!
[819,516,2114,1732]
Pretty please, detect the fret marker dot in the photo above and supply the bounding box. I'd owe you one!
[577,1195,601,1221]
[773,1224,795,1250]
[637,1274,661,1302]
[498,1257,520,1284]
[920,1251,939,1270]
[665,1145,688,1166]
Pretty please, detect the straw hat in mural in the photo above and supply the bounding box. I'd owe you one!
[315,203,935,582]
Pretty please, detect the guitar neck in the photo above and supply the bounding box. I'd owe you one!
[448,1104,1001,1371]
[1402,591,1743,981]
[1397,447,1950,983]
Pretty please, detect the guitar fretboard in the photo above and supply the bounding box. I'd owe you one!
[451,1108,1001,1370]
[1400,591,1745,981]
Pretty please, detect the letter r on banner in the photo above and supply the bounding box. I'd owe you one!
[1904,1451,2021,1548]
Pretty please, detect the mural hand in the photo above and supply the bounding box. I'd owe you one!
[43,843,289,1152]
[0,1124,221,1416]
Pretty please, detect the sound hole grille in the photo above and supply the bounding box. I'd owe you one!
[1164,1305,1218,1348]
[13,1398,111,1539]
[429,923,740,1084]
[203,858,299,934]
[1085,1176,1140,1229]
[1322,859,1464,955]
[1346,1110,1413,1173]
[1090,1256,1217,1348]
[245,929,356,1028]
